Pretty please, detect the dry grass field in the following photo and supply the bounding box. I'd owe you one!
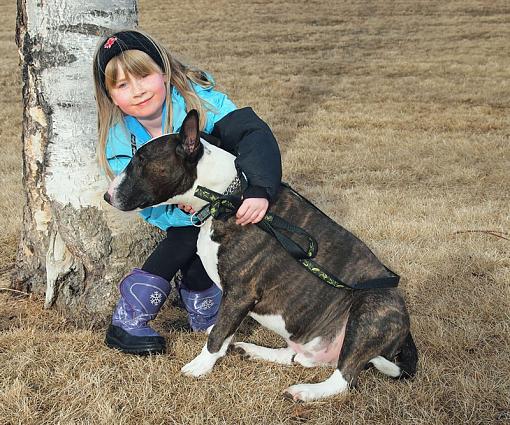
[1,0,509,424]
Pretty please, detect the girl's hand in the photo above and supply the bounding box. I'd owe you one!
[178,204,195,214]
[236,198,269,225]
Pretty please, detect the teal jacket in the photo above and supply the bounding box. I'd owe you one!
[105,81,237,230]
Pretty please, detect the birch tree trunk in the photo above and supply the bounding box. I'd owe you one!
[14,0,163,319]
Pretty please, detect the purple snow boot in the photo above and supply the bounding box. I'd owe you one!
[177,276,222,332]
[105,268,170,355]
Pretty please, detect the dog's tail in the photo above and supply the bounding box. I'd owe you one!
[395,331,418,379]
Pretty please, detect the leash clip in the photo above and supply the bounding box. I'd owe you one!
[190,211,207,227]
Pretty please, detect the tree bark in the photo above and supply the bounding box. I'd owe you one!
[14,0,163,320]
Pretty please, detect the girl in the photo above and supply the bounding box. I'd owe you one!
[93,30,281,355]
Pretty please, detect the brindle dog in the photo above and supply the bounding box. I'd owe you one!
[104,110,417,402]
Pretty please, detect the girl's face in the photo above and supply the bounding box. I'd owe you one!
[108,64,166,122]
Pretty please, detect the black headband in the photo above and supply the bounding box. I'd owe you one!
[95,30,165,95]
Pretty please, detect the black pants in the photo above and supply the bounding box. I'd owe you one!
[142,226,214,291]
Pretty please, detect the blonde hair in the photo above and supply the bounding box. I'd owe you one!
[93,30,213,180]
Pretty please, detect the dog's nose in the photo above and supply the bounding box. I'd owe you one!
[103,191,111,204]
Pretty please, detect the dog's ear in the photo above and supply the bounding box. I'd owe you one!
[178,109,200,158]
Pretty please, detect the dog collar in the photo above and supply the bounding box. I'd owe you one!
[191,177,242,225]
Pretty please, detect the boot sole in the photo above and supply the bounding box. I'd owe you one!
[105,335,165,355]
[105,325,166,356]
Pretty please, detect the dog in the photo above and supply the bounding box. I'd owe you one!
[104,110,418,402]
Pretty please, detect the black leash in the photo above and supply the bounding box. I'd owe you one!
[193,185,400,290]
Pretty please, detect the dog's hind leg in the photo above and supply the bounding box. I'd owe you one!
[233,342,295,365]
[181,295,255,377]
[336,300,409,389]
[393,331,418,379]
[366,331,417,379]
[285,291,410,402]
[368,356,402,377]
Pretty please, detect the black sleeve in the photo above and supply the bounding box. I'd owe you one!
[210,107,282,201]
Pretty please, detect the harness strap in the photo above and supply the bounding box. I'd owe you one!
[193,185,400,291]
[130,134,137,155]
[257,213,318,260]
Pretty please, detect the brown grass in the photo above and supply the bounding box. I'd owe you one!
[1,0,510,423]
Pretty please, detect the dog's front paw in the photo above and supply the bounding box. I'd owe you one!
[232,342,258,360]
[233,342,295,365]
[284,371,349,402]
[181,353,215,377]
[284,384,319,402]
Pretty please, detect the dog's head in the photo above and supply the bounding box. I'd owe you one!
[104,109,203,211]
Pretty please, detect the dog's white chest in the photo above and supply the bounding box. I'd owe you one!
[196,220,221,289]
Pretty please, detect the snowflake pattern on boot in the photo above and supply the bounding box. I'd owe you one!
[200,298,215,310]
[150,291,163,306]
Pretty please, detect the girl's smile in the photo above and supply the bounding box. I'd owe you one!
[135,96,153,107]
